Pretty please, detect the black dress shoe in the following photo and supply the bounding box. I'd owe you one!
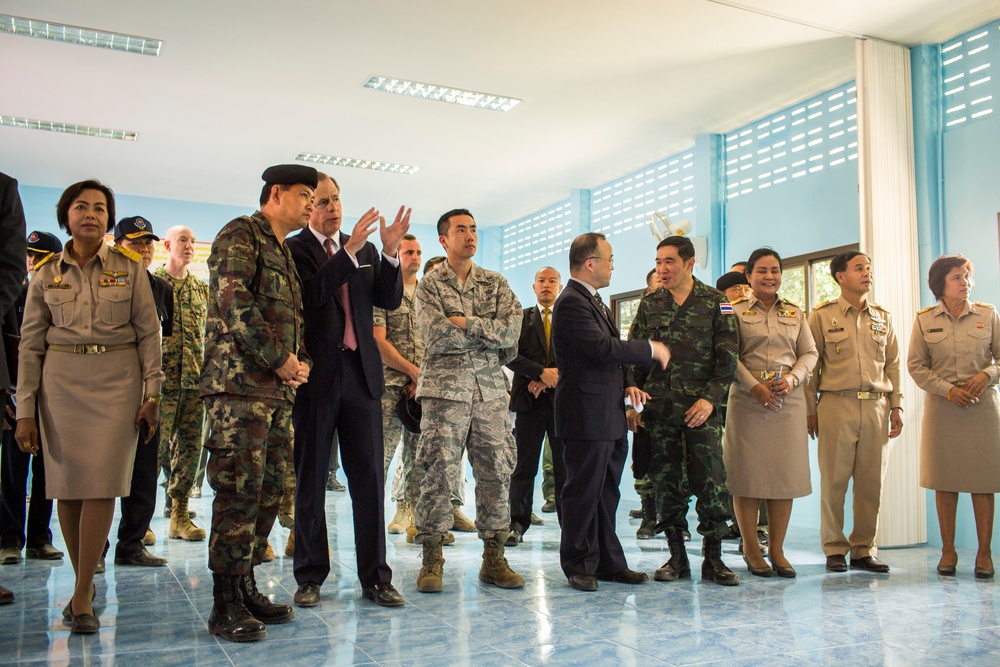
[975,564,995,579]
[362,582,406,607]
[825,555,848,572]
[294,582,321,607]
[114,548,167,567]
[71,612,100,634]
[596,569,649,584]
[26,544,64,560]
[850,556,890,573]
[937,559,957,576]
[743,555,773,577]
[567,574,598,591]
[769,557,796,578]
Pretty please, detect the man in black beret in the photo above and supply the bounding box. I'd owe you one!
[199,164,315,642]
[716,271,750,304]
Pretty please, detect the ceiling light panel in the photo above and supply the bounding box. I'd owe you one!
[0,115,138,141]
[0,14,161,56]
[362,75,520,112]
[296,153,419,175]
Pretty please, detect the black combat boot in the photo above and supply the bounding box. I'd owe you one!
[636,496,657,540]
[702,536,740,586]
[240,569,295,624]
[207,573,267,642]
[654,530,691,581]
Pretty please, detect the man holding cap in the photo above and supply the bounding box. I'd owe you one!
[0,232,64,566]
[199,165,313,642]
[107,217,174,569]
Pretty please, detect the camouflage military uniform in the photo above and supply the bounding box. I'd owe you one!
[414,263,521,540]
[375,283,424,506]
[629,279,737,539]
[154,267,209,499]
[199,211,308,574]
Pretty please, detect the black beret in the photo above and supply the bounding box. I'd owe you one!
[114,216,160,242]
[26,230,62,255]
[261,164,318,189]
[716,271,749,292]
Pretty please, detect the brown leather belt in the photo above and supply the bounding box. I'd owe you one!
[821,389,886,400]
[48,343,136,354]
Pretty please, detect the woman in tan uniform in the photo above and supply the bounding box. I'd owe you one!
[14,181,163,633]
[908,255,1000,579]
[724,248,818,578]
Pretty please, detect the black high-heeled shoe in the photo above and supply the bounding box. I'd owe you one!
[742,554,773,577]
[768,556,796,578]
[936,558,957,576]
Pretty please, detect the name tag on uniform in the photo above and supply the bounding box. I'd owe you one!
[926,328,944,333]
[358,264,372,269]
[777,310,796,318]
[828,327,844,333]
[46,284,71,289]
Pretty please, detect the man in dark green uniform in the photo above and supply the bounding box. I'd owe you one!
[628,236,739,586]
[200,165,314,642]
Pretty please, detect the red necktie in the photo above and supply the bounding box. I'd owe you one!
[325,238,357,350]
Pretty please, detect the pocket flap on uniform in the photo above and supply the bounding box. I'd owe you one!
[43,288,75,305]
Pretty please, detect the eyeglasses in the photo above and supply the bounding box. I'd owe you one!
[588,256,614,265]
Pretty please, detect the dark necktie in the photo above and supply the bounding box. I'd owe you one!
[325,238,357,350]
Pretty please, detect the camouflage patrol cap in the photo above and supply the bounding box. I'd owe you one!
[26,230,62,255]
[716,271,749,292]
[114,216,160,242]
[261,164,318,189]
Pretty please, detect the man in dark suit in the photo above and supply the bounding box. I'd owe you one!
[552,232,670,591]
[0,172,26,606]
[287,172,410,608]
[506,266,564,544]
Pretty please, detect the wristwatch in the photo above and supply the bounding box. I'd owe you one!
[145,393,162,406]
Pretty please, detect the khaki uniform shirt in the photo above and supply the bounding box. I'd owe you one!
[908,301,1000,397]
[374,281,423,390]
[415,262,521,403]
[16,241,164,417]
[732,294,818,392]
[154,268,208,391]
[805,296,902,415]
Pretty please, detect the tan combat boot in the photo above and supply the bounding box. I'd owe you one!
[387,502,411,534]
[479,535,525,589]
[416,535,445,593]
[285,531,295,557]
[451,507,476,532]
[169,497,207,541]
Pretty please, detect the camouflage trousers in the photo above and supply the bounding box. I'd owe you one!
[634,475,655,500]
[382,389,421,506]
[415,394,515,540]
[645,408,732,539]
[203,394,292,574]
[159,386,205,499]
[541,436,555,503]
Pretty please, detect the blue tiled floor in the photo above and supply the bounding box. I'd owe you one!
[2,486,998,666]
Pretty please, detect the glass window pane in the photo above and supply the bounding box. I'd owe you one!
[811,259,841,309]
[781,265,806,308]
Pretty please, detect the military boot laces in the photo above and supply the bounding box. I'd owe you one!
[240,570,295,624]
[169,497,206,541]
[702,536,740,586]
[479,536,525,589]
[387,502,411,534]
[636,495,657,540]
[417,536,445,593]
[654,531,691,581]
[207,574,266,642]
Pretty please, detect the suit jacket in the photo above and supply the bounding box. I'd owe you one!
[286,229,402,398]
[147,271,174,338]
[507,305,554,412]
[552,279,651,441]
[0,174,27,389]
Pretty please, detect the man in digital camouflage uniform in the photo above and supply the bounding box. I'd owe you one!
[200,164,313,642]
[412,209,523,593]
[628,236,739,586]
[155,225,209,543]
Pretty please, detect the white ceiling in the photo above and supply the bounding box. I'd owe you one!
[2,0,999,227]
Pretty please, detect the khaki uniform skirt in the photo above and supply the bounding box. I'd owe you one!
[920,387,1000,493]
[38,348,143,499]
[723,384,812,499]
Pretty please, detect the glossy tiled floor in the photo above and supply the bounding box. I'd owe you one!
[1,483,998,666]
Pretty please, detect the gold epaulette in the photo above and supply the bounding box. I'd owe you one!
[870,302,891,315]
[781,298,801,309]
[813,299,835,310]
[32,252,58,271]
[731,296,748,305]
[112,245,141,263]
[917,304,935,314]
[975,302,996,310]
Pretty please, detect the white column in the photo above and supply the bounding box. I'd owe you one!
[855,38,927,547]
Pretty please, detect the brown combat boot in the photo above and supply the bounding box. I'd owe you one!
[654,531,691,581]
[416,535,445,593]
[169,497,207,541]
[479,535,525,589]
[285,531,294,557]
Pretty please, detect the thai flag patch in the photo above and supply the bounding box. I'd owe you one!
[719,303,734,315]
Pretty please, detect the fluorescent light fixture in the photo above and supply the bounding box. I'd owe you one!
[362,75,520,112]
[296,153,419,175]
[0,14,161,56]
[0,115,138,141]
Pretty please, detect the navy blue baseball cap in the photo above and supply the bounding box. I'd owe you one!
[26,230,62,255]
[114,216,159,242]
